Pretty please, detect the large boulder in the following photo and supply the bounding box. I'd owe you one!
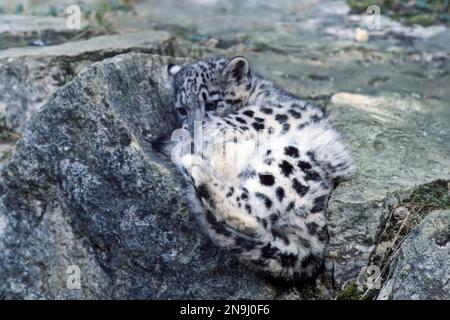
[377,210,450,300]
[326,92,450,288]
[0,53,280,299]
[0,30,181,133]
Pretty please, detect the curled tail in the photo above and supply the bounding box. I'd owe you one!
[296,123,357,184]
[178,154,326,282]
[183,156,263,237]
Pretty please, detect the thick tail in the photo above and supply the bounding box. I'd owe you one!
[296,123,357,183]
[184,157,263,237]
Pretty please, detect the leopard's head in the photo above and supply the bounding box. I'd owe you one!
[167,56,253,135]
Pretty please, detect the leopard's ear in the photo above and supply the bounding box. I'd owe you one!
[222,56,250,85]
[167,63,182,77]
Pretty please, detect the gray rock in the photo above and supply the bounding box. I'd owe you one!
[0,15,88,50]
[326,93,450,288]
[0,30,180,133]
[377,210,450,300]
[0,53,279,299]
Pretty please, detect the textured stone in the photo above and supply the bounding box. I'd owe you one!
[2,0,450,299]
[326,93,450,288]
[377,210,450,300]
[0,53,279,299]
[0,15,88,50]
[0,30,178,132]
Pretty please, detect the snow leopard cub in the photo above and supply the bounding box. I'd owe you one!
[165,56,356,282]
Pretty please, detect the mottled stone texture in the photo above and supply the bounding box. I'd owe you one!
[0,53,279,299]
[0,30,180,132]
[0,15,86,50]
[378,210,450,300]
[326,93,450,288]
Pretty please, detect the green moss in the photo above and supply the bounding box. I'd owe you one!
[15,4,24,14]
[250,39,272,51]
[404,179,450,214]
[370,179,450,298]
[346,0,450,26]
[0,125,19,143]
[391,11,441,26]
[297,283,328,300]
[168,25,198,41]
[72,0,132,35]
[336,283,363,300]
[346,0,394,12]
[378,179,450,252]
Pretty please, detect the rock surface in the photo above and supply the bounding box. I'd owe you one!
[1,0,449,299]
[2,55,448,299]
[0,53,280,299]
[0,15,88,50]
[0,30,180,133]
[377,210,450,300]
[143,0,450,291]
[326,93,450,288]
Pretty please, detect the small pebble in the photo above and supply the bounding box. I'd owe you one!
[355,28,369,42]
[393,206,410,221]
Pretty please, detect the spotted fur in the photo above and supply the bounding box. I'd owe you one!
[166,56,356,282]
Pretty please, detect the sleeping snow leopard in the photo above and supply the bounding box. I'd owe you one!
[163,56,356,282]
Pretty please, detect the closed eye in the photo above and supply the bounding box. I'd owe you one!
[205,101,218,111]
[177,107,187,116]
